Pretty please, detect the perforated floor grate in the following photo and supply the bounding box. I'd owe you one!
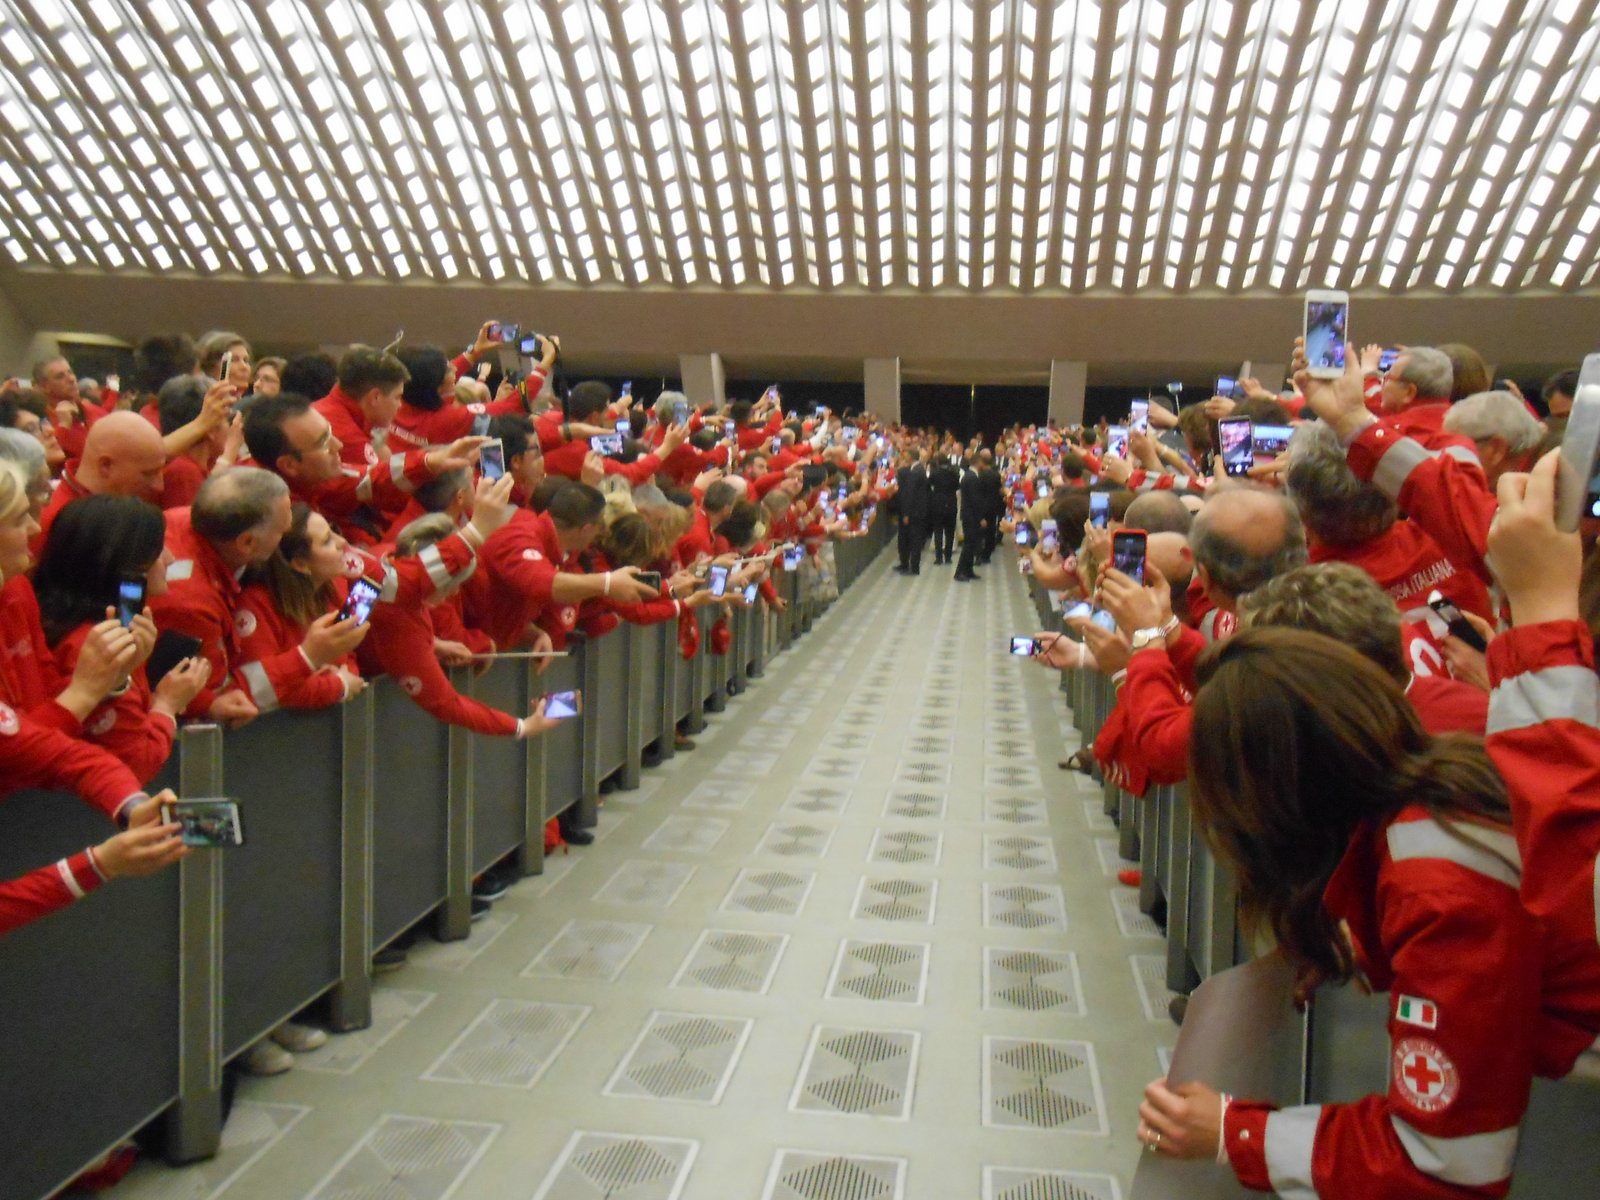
[867,829,943,866]
[755,822,836,859]
[721,868,817,916]
[982,835,1059,872]
[304,1116,499,1200]
[983,1037,1107,1134]
[532,1132,698,1200]
[297,988,435,1076]
[882,791,948,820]
[985,796,1046,826]
[763,1150,907,1200]
[852,878,937,924]
[605,1012,752,1104]
[983,884,1068,932]
[825,939,930,1005]
[643,816,733,855]
[1128,955,1181,1022]
[671,929,789,995]
[1110,891,1165,940]
[789,1025,918,1120]
[681,779,759,811]
[522,919,653,982]
[421,999,589,1089]
[982,1168,1122,1200]
[984,948,1084,1016]
[592,861,698,909]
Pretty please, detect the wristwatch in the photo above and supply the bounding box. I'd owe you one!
[1130,626,1166,651]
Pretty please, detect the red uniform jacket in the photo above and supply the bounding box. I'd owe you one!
[462,509,566,651]
[0,846,109,938]
[286,447,433,546]
[0,698,146,823]
[0,577,79,734]
[736,411,783,451]
[50,399,107,463]
[52,623,174,784]
[1309,520,1493,623]
[34,466,91,558]
[232,582,353,712]
[388,379,534,452]
[157,454,208,511]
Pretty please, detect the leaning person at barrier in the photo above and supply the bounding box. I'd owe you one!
[233,503,373,713]
[32,495,210,781]
[1136,624,1590,1197]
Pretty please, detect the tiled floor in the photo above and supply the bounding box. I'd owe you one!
[115,551,1172,1200]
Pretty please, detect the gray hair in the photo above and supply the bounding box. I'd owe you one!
[1394,347,1454,400]
[414,466,471,514]
[192,466,288,542]
[654,390,687,419]
[395,512,457,558]
[1444,390,1544,455]
[0,427,46,482]
[1190,487,1308,599]
[1284,421,1396,546]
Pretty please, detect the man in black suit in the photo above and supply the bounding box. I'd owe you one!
[974,450,1004,564]
[954,455,986,581]
[894,448,931,574]
[928,452,960,564]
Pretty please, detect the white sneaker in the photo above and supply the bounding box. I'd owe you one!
[240,1038,294,1076]
[271,1021,328,1053]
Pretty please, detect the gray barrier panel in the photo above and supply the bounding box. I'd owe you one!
[540,651,584,816]
[0,791,183,1200]
[635,622,665,748]
[469,662,529,873]
[595,630,629,778]
[219,708,344,1056]
[371,682,451,948]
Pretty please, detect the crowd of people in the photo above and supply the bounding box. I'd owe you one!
[1001,344,1598,1196]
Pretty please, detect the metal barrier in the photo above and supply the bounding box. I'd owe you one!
[0,520,891,1200]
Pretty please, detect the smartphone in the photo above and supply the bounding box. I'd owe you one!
[1166,381,1183,395]
[1219,416,1254,477]
[338,576,382,624]
[771,435,782,455]
[518,333,541,356]
[105,372,120,391]
[843,425,860,440]
[742,582,759,604]
[488,321,519,343]
[836,483,848,499]
[723,419,736,438]
[1378,347,1400,373]
[673,398,689,426]
[1009,636,1040,657]
[1037,482,1052,499]
[217,351,232,382]
[117,575,146,628]
[1007,473,1019,486]
[1039,518,1059,556]
[1215,373,1237,399]
[1014,523,1032,547]
[620,381,632,399]
[1019,557,1034,575]
[590,432,624,457]
[1090,608,1119,633]
[545,690,581,720]
[1427,590,1488,653]
[783,547,803,569]
[1304,289,1350,378]
[708,564,730,598]
[1107,424,1129,459]
[1558,353,1600,531]
[1064,600,1093,621]
[1089,490,1110,530]
[1251,424,1293,458]
[615,418,631,438]
[160,798,245,848]
[1130,398,1149,434]
[1111,528,1148,584]
[478,438,506,481]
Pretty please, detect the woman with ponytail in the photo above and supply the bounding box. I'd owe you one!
[1137,624,1598,1198]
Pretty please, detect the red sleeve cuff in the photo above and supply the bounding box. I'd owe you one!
[1223,1101,1275,1191]
[1488,620,1594,684]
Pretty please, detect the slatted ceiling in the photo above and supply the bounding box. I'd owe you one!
[3,1,1600,297]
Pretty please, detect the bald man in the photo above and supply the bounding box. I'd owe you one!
[35,411,168,551]
[1188,486,1307,630]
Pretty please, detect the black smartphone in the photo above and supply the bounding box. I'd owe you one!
[1111,528,1148,584]
[338,576,382,625]
[1009,636,1040,657]
[146,630,202,687]
[489,321,519,343]
[479,438,506,481]
[1428,591,1488,653]
[117,575,146,628]
[708,564,730,598]
[518,333,540,356]
[636,571,663,590]
[1219,416,1253,477]
[1089,491,1110,530]
[545,690,581,720]
[1015,522,1033,546]
[161,798,245,848]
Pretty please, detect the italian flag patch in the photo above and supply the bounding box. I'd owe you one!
[1396,995,1438,1030]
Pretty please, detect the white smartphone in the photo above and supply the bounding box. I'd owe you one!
[1556,352,1600,532]
[1304,289,1350,379]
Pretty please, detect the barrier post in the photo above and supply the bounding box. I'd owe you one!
[657,626,680,761]
[619,625,645,790]
[1164,786,1201,994]
[731,608,749,691]
[328,690,374,1032]
[165,724,225,1164]
[517,656,549,877]
[705,611,729,714]
[1138,790,1162,915]
[435,673,475,942]
[576,638,601,827]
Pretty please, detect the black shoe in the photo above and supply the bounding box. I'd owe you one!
[598,776,617,795]
[372,946,408,974]
[675,733,697,751]
[894,565,910,574]
[642,746,663,767]
[1169,994,1189,1026]
[954,574,975,582]
[472,864,518,901]
[470,896,493,922]
[562,825,595,846]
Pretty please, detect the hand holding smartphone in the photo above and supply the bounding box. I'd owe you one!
[1009,636,1041,657]
[160,798,245,847]
[478,438,506,481]
[338,577,382,624]
[544,690,581,720]
[117,576,147,628]
[708,564,731,598]
[1556,352,1600,532]
[1304,289,1350,378]
[1218,417,1254,477]
[1111,528,1148,584]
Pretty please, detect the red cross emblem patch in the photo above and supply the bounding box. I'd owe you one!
[1393,1037,1458,1114]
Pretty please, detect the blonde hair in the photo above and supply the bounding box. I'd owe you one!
[0,460,31,523]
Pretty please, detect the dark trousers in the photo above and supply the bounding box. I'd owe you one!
[897,517,926,572]
[956,520,982,577]
[977,514,1000,562]
[931,513,956,561]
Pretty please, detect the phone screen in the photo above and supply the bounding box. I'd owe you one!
[1009,636,1038,657]
[621,381,632,398]
[1015,524,1032,546]
[1090,608,1119,632]
[117,577,146,628]
[217,351,232,382]
[1304,297,1349,372]
[1219,418,1254,477]
[1111,531,1147,584]
[1130,399,1149,434]
[742,582,758,604]
[518,333,540,356]
[590,433,624,457]
[1251,424,1293,457]
[339,577,381,625]
[1089,491,1110,530]
[161,798,245,848]
[771,436,782,454]
[1428,595,1488,653]
[708,564,730,598]
[1107,425,1128,459]
[723,420,736,438]
[1377,348,1400,373]
[673,400,689,426]
[1064,600,1093,621]
[784,548,803,568]
[489,321,518,343]
[479,439,506,481]
[545,690,581,720]
[1215,374,1237,398]
[1559,353,1600,530]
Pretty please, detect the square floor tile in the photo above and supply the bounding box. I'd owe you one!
[982,883,1068,932]
[643,815,732,855]
[825,938,930,1005]
[1080,798,1116,832]
[984,948,1086,1016]
[789,1026,920,1120]
[421,999,589,1088]
[713,749,782,776]
[682,779,758,812]
[720,868,817,916]
[604,1011,753,1104]
[982,834,1059,872]
[851,877,937,924]
[671,929,789,994]
[982,1036,1108,1134]
[867,829,943,866]
[522,919,653,982]
[591,861,697,909]
[531,1131,699,1200]
[982,1167,1122,1199]
[754,821,836,859]
[763,1150,907,1200]
[1130,954,1181,1022]
[113,1102,308,1200]
[882,789,948,820]
[304,1115,499,1200]
[1110,890,1165,939]
[297,988,435,1075]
